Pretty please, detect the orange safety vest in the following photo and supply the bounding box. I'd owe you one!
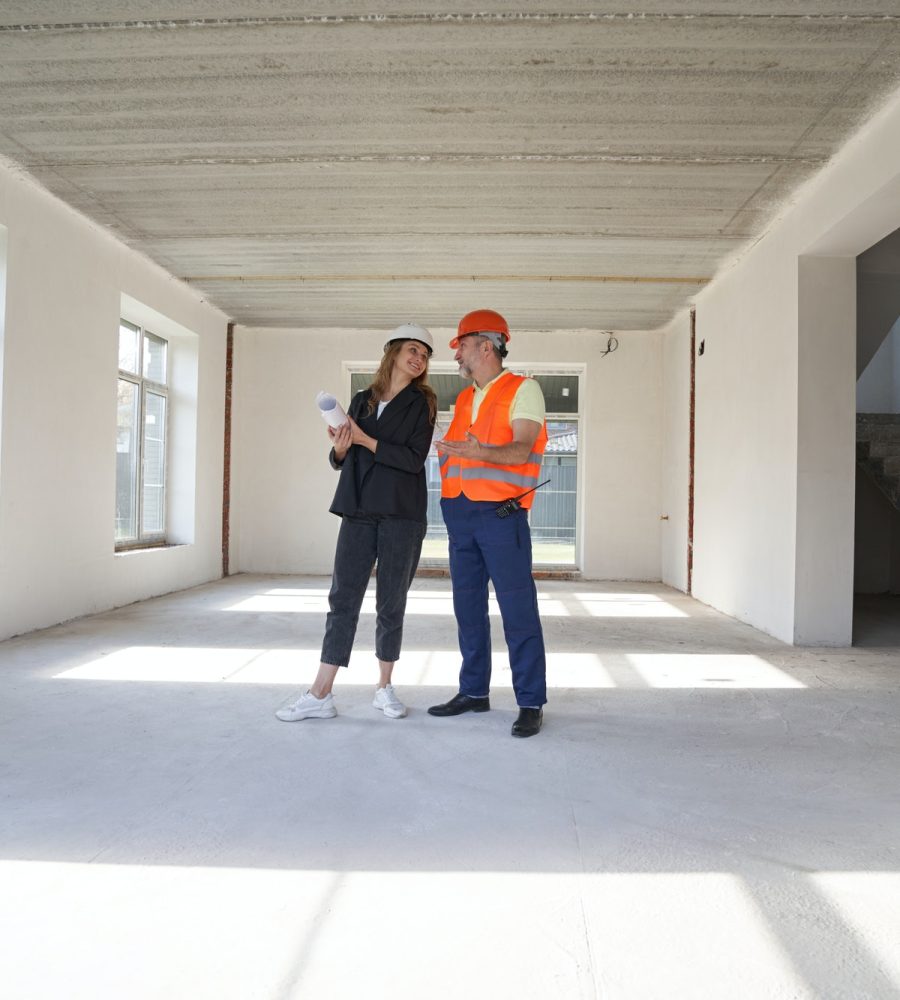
[440,372,548,508]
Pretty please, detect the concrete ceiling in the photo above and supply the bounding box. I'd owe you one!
[2,3,900,331]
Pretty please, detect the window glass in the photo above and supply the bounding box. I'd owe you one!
[116,322,169,548]
[143,332,167,384]
[532,375,579,413]
[118,321,140,375]
[142,392,166,534]
[531,420,578,564]
[115,379,139,541]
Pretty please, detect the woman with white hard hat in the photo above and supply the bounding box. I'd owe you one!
[276,323,437,722]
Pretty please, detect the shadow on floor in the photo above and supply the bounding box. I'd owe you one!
[853,593,900,647]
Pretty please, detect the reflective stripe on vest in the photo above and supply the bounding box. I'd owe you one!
[441,461,545,489]
[440,372,548,508]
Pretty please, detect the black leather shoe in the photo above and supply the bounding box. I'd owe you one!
[511,707,543,738]
[427,693,491,717]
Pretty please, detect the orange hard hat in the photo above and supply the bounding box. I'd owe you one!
[449,309,511,350]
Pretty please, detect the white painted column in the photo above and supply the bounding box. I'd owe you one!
[794,256,856,645]
[0,224,6,474]
[660,311,691,592]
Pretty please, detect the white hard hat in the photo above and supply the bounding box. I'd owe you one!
[385,322,433,356]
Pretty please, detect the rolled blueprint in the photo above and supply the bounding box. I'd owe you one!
[316,390,349,429]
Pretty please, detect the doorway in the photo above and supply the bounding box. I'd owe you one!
[854,227,900,641]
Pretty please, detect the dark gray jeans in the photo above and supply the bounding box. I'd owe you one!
[321,514,427,668]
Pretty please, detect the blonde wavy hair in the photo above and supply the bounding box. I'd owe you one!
[366,340,437,422]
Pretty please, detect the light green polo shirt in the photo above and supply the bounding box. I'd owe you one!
[470,370,546,425]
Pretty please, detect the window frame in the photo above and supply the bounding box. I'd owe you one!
[116,321,170,551]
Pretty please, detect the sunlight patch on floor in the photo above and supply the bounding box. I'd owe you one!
[575,593,689,618]
[625,653,806,689]
[56,648,799,690]
[227,589,593,618]
[54,647,479,686]
[55,646,267,682]
[812,873,900,987]
[2,862,877,1000]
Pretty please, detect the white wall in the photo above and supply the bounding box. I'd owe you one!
[579,328,663,580]
[0,158,229,640]
[231,326,663,581]
[689,241,801,642]
[671,86,900,644]
[794,257,856,645]
[660,311,690,592]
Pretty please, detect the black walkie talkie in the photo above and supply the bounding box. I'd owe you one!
[495,479,551,518]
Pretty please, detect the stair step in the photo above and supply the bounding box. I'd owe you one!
[855,416,900,511]
[857,421,900,511]
[858,425,900,443]
[859,464,900,510]
[857,413,900,424]
[867,439,900,458]
[857,414,900,446]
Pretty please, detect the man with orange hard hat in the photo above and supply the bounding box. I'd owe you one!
[428,309,548,738]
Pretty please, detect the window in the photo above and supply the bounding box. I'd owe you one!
[349,367,581,566]
[116,320,168,547]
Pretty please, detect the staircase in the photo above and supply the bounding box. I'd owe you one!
[857,413,900,511]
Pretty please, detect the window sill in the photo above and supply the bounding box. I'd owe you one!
[114,542,188,556]
[416,562,580,581]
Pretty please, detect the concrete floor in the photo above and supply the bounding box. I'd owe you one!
[0,575,897,1000]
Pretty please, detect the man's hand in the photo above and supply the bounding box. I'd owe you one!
[437,432,483,460]
[438,420,541,466]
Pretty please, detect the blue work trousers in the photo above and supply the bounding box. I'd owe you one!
[441,494,547,707]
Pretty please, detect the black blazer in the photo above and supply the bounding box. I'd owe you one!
[329,384,435,522]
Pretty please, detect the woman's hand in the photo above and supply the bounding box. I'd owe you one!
[328,421,352,462]
[347,416,378,454]
[329,417,377,458]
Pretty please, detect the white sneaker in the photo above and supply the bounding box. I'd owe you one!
[373,684,407,719]
[275,690,337,722]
